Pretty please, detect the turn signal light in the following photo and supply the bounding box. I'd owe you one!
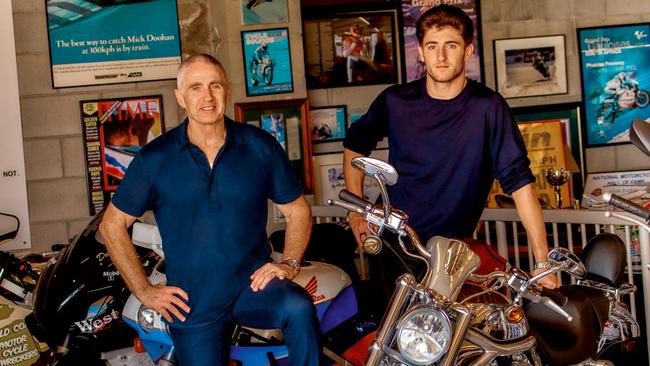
[133,337,146,353]
[506,306,525,323]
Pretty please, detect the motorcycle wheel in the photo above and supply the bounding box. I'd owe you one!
[636,90,649,108]
[263,66,273,85]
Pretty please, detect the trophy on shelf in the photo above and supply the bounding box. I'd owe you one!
[545,168,570,209]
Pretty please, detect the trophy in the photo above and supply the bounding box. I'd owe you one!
[545,168,570,209]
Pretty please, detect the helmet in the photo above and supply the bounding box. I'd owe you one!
[260,43,268,51]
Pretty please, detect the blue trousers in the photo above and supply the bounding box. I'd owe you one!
[169,279,321,365]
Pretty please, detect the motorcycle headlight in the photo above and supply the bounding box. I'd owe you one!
[137,305,156,333]
[396,306,452,365]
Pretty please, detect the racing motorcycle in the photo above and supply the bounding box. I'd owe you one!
[122,222,362,365]
[24,210,160,365]
[330,156,642,365]
[249,55,274,87]
[597,85,649,125]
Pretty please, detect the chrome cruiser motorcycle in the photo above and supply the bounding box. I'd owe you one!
[328,157,577,366]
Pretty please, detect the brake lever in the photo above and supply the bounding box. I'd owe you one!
[540,296,573,322]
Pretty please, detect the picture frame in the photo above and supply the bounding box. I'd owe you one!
[401,0,483,83]
[241,0,288,25]
[493,35,568,99]
[234,99,312,192]
[512,103,585,184]
[45,0,181,88]
[312,149,388,205]
[309,105,347,143]
[302,10,398,89]
[241,28,294,96]
[577,23,650,147]
[80,95,165,215]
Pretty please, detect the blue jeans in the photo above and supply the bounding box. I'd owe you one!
[169,280,321,365]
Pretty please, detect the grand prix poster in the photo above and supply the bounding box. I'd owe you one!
[578,23,650,146]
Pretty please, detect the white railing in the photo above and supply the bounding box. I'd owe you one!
[309,205,650,360]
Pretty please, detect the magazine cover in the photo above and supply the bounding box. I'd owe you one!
[241,28,293,96]
[80,96,164,215]
[46,0,181,88]
[402,0,482,83]
[578,23,650,145]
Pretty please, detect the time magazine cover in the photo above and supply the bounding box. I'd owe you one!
[80,96,164,215]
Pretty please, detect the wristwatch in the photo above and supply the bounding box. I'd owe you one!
[533,261,551,270]
[281,258,301,273]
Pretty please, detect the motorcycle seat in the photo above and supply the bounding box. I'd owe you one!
[581,233,626,288]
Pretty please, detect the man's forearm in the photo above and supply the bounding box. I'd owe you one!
[343,148,365,197]
[99,204,151,298]
[281,196,312,261]
[511,183,550,262]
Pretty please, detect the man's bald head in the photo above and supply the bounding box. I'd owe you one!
[176,54,227,89]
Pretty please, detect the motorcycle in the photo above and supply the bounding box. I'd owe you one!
[122,222,363,365]
[249,55,274,87]
[330,156,643,365]
[596,85,649,125]
[24,210,160,365]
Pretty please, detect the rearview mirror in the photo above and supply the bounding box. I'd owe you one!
[548,247,586,279]
[0,213,20,244]
[351,157,398,186]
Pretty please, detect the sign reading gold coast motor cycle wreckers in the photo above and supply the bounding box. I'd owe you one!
[0,297,41,366]
[486,120,570,208]
[80,96,165,215]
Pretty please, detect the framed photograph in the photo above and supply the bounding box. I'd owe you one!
[401,0,483,83]
[309,105,347,143]
[312,150,388,205]
[577,23,650,146]
[303,11,398,89]
[235,99,312,192]
[45,0,181,88]
[241,28,293,96]
[494,35,567,99]
[80,96,165,215]
[241,0,288,25]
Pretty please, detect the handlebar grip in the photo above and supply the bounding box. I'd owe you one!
[603,192,650,221]
[338,190,373,211]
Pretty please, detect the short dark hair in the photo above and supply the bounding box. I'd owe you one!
[416,5,474,46]
[176,54,226,88]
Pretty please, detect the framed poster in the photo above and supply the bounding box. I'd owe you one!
[401,0,483,83]
[486,120,570,208]
[512,103,584,183]
[241,28,293,96]
[303,11,398,89]
[235,99,312,192]
[581,170,650,210]
[241,0,288,25]
[45,0,182,88]
[578,23,650,146]
[312,149,388,205]
[494,35,568,99]
[80,96,165,215]
[309,105,347,143]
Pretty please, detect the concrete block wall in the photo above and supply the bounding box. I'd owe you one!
[480,0,650,174]
[10,0,650,253]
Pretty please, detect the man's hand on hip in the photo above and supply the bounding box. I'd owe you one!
[138,284,190,323]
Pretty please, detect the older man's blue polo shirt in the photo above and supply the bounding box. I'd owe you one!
[111,117,302,327]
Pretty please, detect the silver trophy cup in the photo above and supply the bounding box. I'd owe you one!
[545,168,570,209]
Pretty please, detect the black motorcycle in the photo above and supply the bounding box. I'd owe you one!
[25,210,159,365]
